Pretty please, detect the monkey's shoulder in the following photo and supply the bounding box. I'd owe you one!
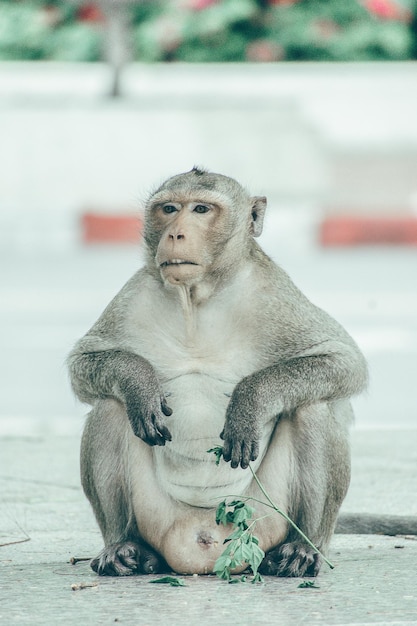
[248,256,357,353]
[249,255,316,315]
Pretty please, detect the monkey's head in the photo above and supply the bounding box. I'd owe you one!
[144,168,267,288]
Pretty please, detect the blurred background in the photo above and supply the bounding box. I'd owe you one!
[0,0,416,439]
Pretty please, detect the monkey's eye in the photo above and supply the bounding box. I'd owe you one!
[162,204,177,214]
[194,204,210,214]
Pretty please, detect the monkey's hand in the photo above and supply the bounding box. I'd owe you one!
[125,392,172,446]
[120,369,173,447]
[220,385,260,470]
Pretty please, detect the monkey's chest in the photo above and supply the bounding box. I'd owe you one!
[152,374,272,508]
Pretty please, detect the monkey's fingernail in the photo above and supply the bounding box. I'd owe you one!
[161,395,172,411]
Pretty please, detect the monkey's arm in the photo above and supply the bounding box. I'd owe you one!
[243,340,367,412]
[68,270,173,446]
[68,347,172,447]
[222,335,367,469]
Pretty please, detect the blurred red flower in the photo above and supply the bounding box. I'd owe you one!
[267,0,300,5]
[363,0,411,21]
[246,39,285,62]
[187,0,219,10]
[78,3,104,22]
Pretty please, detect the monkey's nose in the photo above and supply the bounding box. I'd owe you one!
[168,232,185,241]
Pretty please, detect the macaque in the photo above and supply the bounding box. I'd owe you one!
[68,167,369,577]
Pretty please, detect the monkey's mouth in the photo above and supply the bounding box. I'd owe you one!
[160,259,199,268]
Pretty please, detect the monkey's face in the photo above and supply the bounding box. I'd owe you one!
[144,169,266,288]
[151,200,225,286]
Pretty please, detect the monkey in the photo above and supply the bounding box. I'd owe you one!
[68,167,414,579]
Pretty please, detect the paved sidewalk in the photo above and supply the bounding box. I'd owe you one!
[1,428,416,626]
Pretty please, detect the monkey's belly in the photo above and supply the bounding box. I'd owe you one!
[153,374,274,508]
[153,505,286,576]
[160,513,249,575]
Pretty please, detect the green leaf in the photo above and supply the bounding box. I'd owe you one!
[213,554,232,575]
[232,543,245,566]
[213,495,267,583]
[215,500,228,526]
[242,532,254,545]
[225,527,244,542]
[241,541,253,562]
[227,500,243,507]
[249,542,265,575]
[252,572,264,584]
[231,504,255,527]
[227,574,249,584]
[221,540,236,555]
[207,446,224,466]
[215,499,255,529]
[149,576,186,587]
[298,580,320,589]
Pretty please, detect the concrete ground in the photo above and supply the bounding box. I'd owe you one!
[1,242,417,625]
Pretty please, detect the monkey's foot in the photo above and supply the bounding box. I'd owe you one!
[91,541,168,576]
[259,542,321,578]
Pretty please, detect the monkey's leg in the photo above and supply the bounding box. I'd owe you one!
[81,399,169,576]
[259,401,351,578]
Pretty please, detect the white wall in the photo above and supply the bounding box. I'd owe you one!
[1,62,417,250]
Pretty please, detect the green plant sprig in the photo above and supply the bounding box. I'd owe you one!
[214,499,265,583]
[207,446,334,580]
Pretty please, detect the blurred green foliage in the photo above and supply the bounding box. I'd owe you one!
[0,0,101,60]
[0,0,415,62]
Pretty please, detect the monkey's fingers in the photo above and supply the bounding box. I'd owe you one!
[230,446,243,469]
[130,412,172,446]
[151,414,172,445]
[220,427,259,469]
[221,437,244,469]
[250,440,259,462]
[240,440,259,469]
[161,398,173,416]
[220,433,232,462]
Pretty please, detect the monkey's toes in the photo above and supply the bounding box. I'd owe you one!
[260,542,322,578]
[139,545,170,574]
[91,542,141,576]
[90,541,169,576]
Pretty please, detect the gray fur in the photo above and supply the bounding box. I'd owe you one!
[68,169,375,578]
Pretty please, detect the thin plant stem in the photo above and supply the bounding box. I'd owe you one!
[208,447,335,572]
[248,464,334,570]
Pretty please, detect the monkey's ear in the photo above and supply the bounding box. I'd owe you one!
[250,196,267,237]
